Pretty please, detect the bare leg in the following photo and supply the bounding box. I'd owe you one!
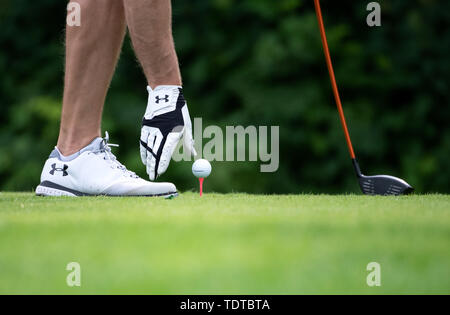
[57,0,126,155]
[123,0,181,88]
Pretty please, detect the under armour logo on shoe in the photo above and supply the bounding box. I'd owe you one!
[50,163,69,176]
[155,95,169,104]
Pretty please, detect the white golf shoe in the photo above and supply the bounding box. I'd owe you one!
[35,132,177,197]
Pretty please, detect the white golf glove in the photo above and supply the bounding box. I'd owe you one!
[140,85,197,180]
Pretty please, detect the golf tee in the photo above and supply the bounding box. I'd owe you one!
[199,177,204,196]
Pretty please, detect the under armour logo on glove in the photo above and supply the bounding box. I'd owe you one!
[140,85,197,180]
[49,163,68,176]
[155,95,169,104]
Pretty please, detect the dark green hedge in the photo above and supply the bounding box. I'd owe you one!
[0,0,449,193]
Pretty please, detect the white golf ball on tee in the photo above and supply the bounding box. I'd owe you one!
[192,159,212,178]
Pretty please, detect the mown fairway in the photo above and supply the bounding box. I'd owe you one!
[0,192,448,294]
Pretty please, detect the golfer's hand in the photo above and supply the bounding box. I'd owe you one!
[140,86,197,180]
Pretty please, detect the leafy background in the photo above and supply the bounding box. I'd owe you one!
[0,0,448,194]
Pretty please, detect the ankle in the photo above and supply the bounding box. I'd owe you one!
[148,81,182,90]
[57,135,99,156]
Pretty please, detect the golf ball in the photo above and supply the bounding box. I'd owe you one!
[192,159,212,178]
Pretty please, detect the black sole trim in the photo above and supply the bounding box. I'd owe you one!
[39,181,89,196]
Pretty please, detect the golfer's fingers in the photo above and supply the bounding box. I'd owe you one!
[181,105,197,157]
[158,131,183,177]
[140,127,150,165]
[144,128,158,180]
[183,127,197,157]
[147,131,164,180]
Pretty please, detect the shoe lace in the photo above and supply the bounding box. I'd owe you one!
[92,131,139,178]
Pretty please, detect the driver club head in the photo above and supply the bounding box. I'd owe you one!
[358,174,414,196]
[352,159,414,196]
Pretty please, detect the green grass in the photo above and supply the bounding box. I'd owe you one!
[0,192,449,294]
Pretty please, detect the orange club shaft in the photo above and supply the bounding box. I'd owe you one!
[314,0,356,159]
